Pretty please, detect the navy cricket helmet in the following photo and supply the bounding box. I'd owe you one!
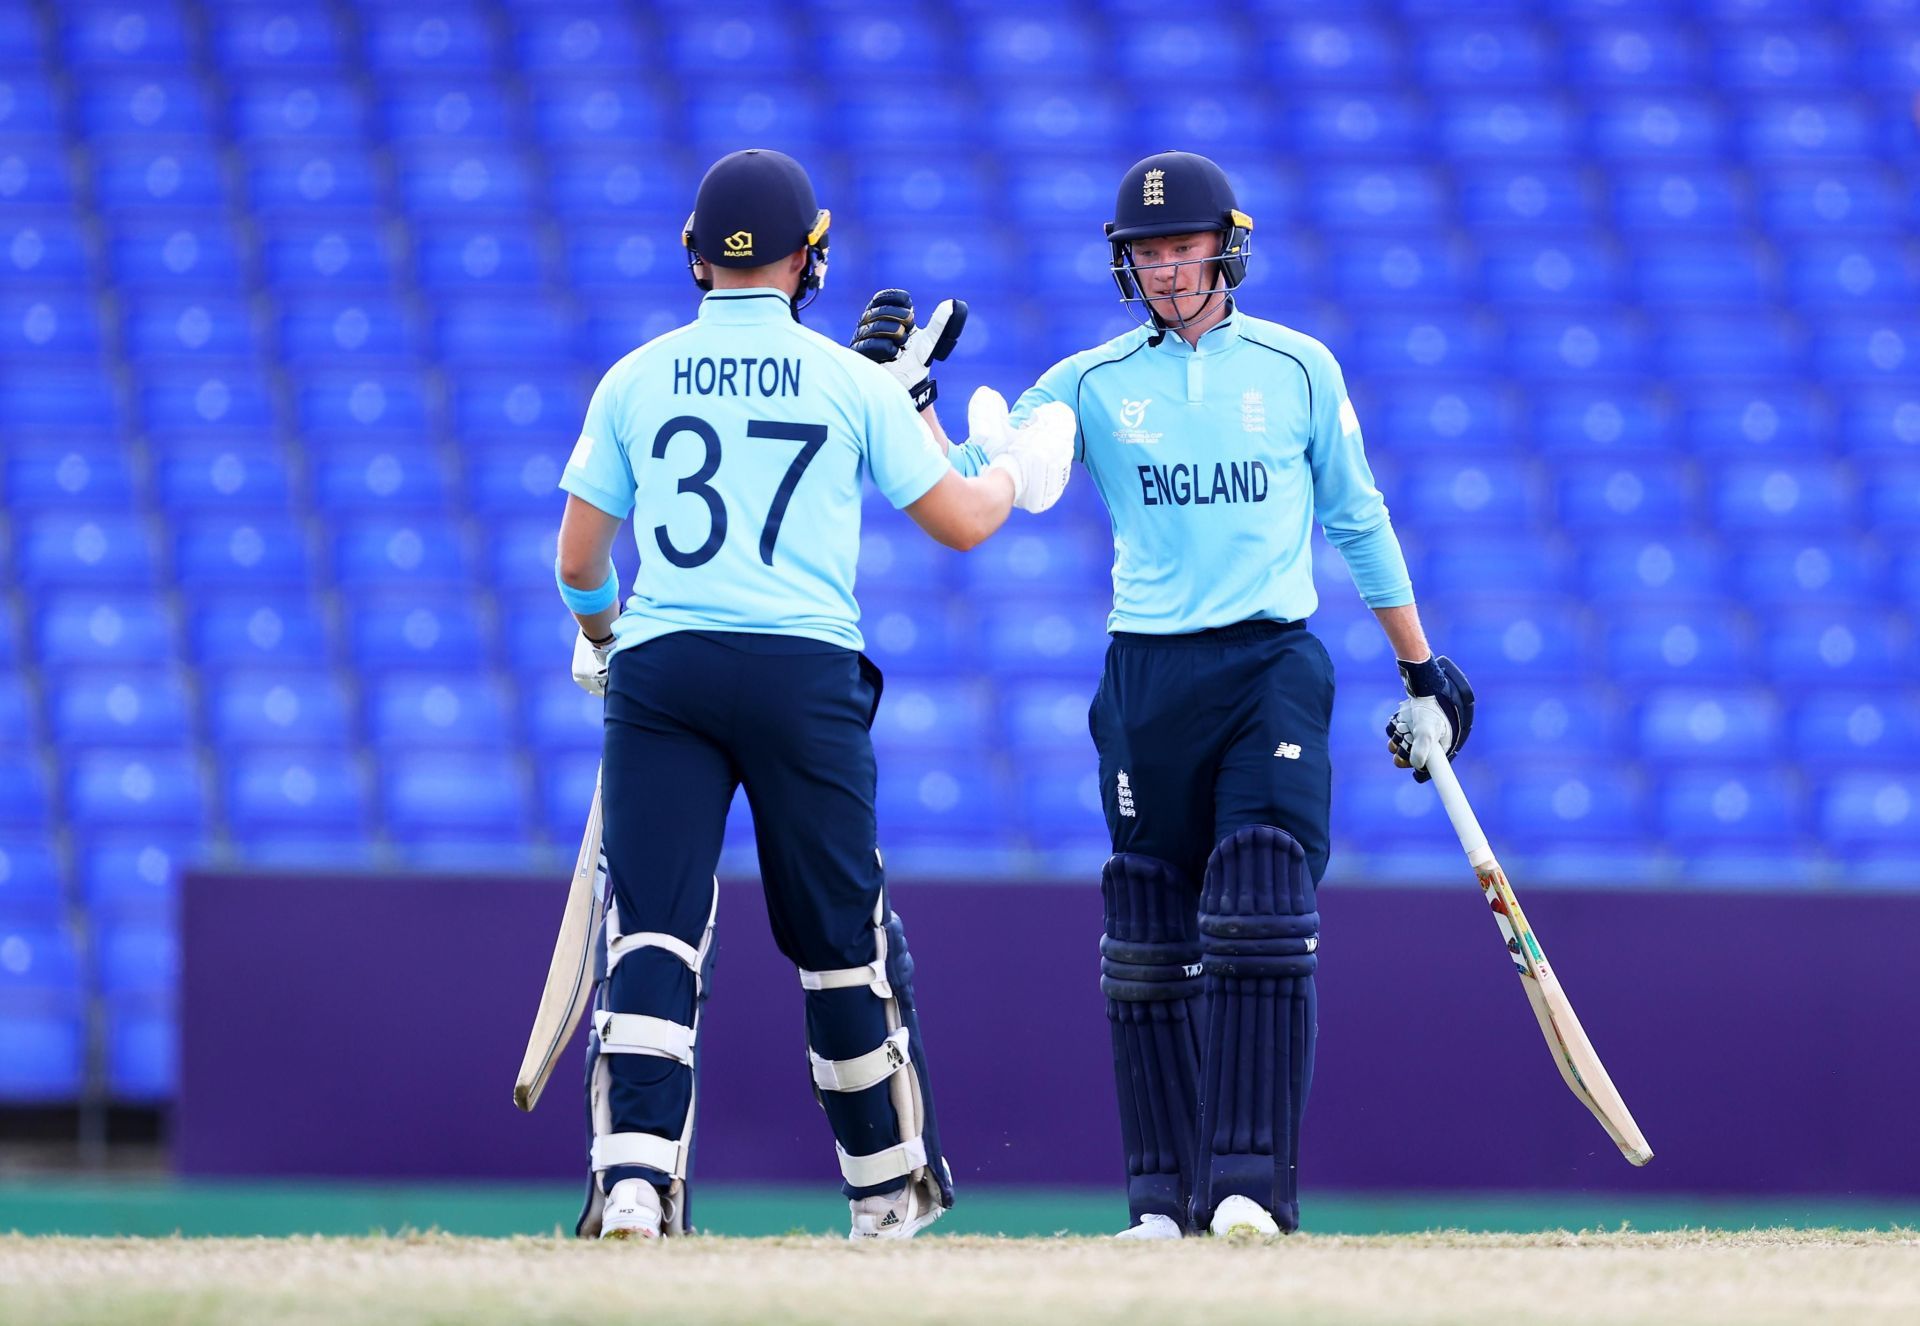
[682,149,831,311]
[1105,151,1254,326]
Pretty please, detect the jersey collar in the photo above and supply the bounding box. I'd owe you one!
[698,288,795,323]
[1148,301,1243,356]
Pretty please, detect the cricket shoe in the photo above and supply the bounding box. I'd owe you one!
[1113,1214,1184,1241]
[1208,1195,1281,1240]
[849,1184,944,1241]
[599,1179,663,1241]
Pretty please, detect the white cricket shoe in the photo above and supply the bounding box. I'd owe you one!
[1209,1194,1281,1239]
[849,1185,944,1241]
[599,1179,662,1241]
[1114,1213,1184,1241]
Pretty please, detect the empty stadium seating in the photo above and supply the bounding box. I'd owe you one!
[1,0,1917,1105]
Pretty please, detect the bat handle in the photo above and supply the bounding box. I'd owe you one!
[1423,749,1497,871]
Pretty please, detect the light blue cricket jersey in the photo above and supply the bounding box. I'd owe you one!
[559,288,950,653]
[954,308,1413,634]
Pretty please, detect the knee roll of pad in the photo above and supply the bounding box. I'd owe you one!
[575,876,718,1239]
[1193,825,1318,1235]
[1101,853,1204,1226]
[797,900,955,1211]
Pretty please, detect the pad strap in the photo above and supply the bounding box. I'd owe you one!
[596,1011,696,1066]
[591,1130,681,1176]
[836,1135,927,1189]
[608,929,701,974]
[810,1026,911,1094]
[797,900,893,998]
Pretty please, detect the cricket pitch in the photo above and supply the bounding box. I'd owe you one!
[4,1228,1918,1326]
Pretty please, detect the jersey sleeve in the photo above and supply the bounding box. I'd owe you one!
[558,368,637,518]
[1010,357,1087,461]
[1307,349,1415,609]
[862,373,951,508]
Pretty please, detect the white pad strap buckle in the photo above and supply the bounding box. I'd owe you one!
[592,1130,682,1177]
[607,929,701,974]
[810,1026,910,1094]
[797,900,892,998]
[836,1135,928,1189]
[597,1011,696,1067]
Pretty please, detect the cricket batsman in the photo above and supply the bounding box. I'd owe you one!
[553,148,1075,1241]
[855,151,1475,1238]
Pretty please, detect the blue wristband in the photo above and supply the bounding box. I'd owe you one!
[555,558,619,615]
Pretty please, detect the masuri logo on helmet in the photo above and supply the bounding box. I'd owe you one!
[681,149,831,314]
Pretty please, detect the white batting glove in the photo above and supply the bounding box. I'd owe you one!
[964,385,1016,458]
[571,630,612,697]
[1388,697,1453,774]
[987,401,1076,514]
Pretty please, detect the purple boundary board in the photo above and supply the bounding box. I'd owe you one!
[179,871,1920,1196]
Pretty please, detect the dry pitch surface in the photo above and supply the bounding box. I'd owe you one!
[4,1229,1917,1326]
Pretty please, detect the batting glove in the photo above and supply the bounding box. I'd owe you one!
[571,630,613,697]
[1387,654,1475,782]
[986,397,1076,515]
[851,289,967,411]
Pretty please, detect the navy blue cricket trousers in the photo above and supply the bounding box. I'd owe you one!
[598,629,900,1193]
[1090,619,1336,886]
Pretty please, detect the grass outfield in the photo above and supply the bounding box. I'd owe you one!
[3,1229,1918,1326]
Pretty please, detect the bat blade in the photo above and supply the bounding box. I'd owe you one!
[513,770,606,1113]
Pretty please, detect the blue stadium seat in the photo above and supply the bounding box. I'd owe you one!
[0,839,64,928]
[1422,537,1573,597]
[976,595,1110,679]
[1348,309,1497,378]
[1396,452,1542,528]
[1634,235,1775,305]
[987,85,1125,156]
[1330,235,1472,303]
[0,144,75,207]
[1427,596,1591,683]
[1820,773,1920,847]
[1306,166,1447,230]
[1679,386,1826,457]
[1483,235,1623,304]
[451,373,585,443]
[521,671,602,754]
[96,923,177,997]
[278,295,424,363]
[154,440,295,512]
[530,82,670,150]
[562,227,681,296]
[368,673,514,751]
[1457,166,1595,230]
[1742,96,1877,161]
[1604,607,1751,684]
[1002,677,1097,755]
[141,368,277,438]
[536,747,600,846]
[1562,22,1701,91]
[225,749,370,835]
[332,516,473,589]
[547,152,689,222]
[969,16,1105,80]
[466,442,561,516]
[16,514,159,588]
[1765,609,1908,684]
[66,749,207,831]
[871,675,995,757]
[105,993,174,1099]
[382,751,531,838]
[175,514,314,589]
[1506,311,1647,379]
[3,219,92,284]
[94,145,229,213]
[665,8,800,75]
[1580,534,1726,603]
[296,372,432,435]
[189,595,331,669]
[1530,385,1674,457]
[62,5,193,69]
[1265,17,1402,88]
[313,444,450,512]
[395,148,538,218]
[0,289,104,357]
[1710,461,1854,533]
[1281,94,1429,160]
[1591,96,1727,160]
[1867,463,1920,532]
[1436,96,1577,158]
[208,671,353,749]
[1115,20,1253,83]
[124,295,260,362]
[1496,760,1651,845]
[0,758,53,832]
[861,592,978,673]
[1553,459,1696,530]
[1464,685,1624,759]
[516,12,650,75]
[1714,26,1847,92]
[1793,690,1905,768]
[229,77,367,142]
[1416,23,1556,87]
[50,669,195,747]
[212,6,347,71]
[0,673,37,750]
[434,298,574,364]
[37,596,176,667]
[958,528,1110,597]
[365,7,501,74]
[1734,537,1884,606]
[1659,766,1805,845]
[0,920,80,998]
[1638,688,1783,761]
[1810,317,1920,382]
[500,592,578,678]
[856,523,958,597]
[874,751,1013,849]
[1787,240,1919,308]
[246,148,384,215]
[0,1009,86,1099]
[109,222,245,290]
[382,82,516,144]
[417,226,545,292]
[260,225,399,290]
[1758,165,1908,234]
[685,82,825,156]
[5,443,139,510]
[1013,754,1105,844]
[78,76,214,139]
[1370,379,1515,451]
[0,32,53,83]
[1657,312,1802,379]
[483,516,559,592]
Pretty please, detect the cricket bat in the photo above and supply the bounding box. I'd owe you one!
[1425,753,1654,1166]
[513,767,607,1112]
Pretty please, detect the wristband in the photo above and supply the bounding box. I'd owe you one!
[555,558,619,615]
